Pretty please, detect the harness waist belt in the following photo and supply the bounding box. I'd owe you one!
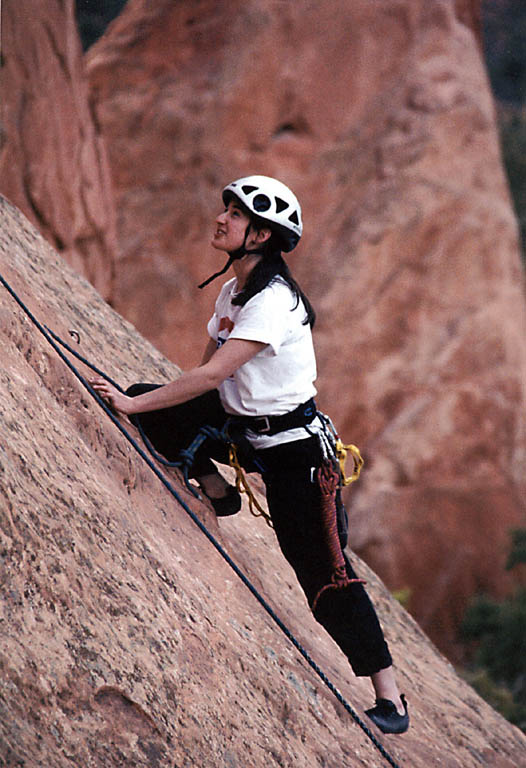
[228,398,317,437]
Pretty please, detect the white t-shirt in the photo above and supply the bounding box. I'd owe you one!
[207,276,319,448]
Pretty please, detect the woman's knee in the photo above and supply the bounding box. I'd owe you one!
[126,382,161,397]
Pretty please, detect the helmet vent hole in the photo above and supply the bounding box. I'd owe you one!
[275,197,289,213]
[288,210,299,225]
[241,185,258,195]
[253,194,271,212]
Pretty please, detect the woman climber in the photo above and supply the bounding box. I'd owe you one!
[91,175,409,735]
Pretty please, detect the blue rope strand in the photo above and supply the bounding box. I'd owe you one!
[45,325,230,499]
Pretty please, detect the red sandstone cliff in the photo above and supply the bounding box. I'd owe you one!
[0,0,116,300]
[84,0,526,658]
[1,194,526,767]
[1,0,525,660]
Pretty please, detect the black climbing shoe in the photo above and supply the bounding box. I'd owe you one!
[365,694,409,734]
[202,484,242,517]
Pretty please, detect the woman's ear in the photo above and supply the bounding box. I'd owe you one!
[255,227,272,244]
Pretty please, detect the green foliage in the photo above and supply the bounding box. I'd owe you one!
[497,110,526,256]
[462,590,526,685]
[482,0,526,105]
[75,0,129,51]
[461,529,526,732]
[507,527,526,570]
[392,587,411,609]
[462,669,518,724]
[482,1,526,257]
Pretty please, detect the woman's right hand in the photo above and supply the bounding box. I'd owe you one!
[90,377,135,415]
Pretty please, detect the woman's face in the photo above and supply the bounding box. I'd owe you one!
[212,200,252,253]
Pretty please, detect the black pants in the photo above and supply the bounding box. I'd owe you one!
[127,384,392,677]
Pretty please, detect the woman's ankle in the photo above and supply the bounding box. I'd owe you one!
[370,667,404,714]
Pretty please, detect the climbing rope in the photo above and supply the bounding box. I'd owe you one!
[228,444,273,527]
[45,324,274,525]
[0,271,402,768]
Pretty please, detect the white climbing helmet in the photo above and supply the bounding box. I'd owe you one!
[222,175,303,252]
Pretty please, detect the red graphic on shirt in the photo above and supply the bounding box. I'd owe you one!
[219,317,234,333]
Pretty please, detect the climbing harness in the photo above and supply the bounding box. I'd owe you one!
[131,410,272,528]
[0,271,402,768]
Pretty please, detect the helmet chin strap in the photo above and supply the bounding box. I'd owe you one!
[198,224,262,289]
[197,252,240,290]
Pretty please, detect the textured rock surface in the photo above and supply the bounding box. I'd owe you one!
[2,194,526,767]
[85,0,526,657]
[0,0,116,300]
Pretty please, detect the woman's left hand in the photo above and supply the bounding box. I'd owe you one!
[90,377,135,415]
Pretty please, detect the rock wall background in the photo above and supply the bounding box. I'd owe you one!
[1,194,526,767]
[0,0,116,299]
[85,0,526,659]
[1,0,526,660]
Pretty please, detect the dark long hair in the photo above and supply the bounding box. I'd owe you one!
[232,217,316,328]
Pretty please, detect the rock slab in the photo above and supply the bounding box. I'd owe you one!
[1,195,526,766]
[85,0,526,657]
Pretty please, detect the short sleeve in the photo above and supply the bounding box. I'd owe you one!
[207,311,219,340]
[228,283,294,355]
